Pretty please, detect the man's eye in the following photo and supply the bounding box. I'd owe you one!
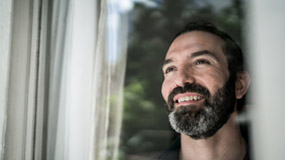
[196,59,210,65]
[165,67,176,74]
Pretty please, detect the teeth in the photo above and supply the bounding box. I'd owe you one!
[185,97,190,101]
[177,95,203,103]
[178,97,185,103]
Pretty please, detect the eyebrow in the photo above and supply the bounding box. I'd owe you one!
[162,50,219,69]
[162,59,173,69]
[190,50,219,61]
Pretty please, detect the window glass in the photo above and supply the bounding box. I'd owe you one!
[120,0,245,159]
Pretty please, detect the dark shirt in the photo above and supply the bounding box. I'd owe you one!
[157,136,250,160]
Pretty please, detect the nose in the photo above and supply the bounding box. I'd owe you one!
[174,67,195,87]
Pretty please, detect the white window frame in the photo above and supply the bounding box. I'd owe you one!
[1,0,47,159]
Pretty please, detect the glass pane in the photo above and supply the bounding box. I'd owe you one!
[121,0,245,159]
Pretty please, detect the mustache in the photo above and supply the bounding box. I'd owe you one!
[167,83,210,110]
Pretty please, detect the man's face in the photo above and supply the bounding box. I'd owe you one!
[161,31,237,139]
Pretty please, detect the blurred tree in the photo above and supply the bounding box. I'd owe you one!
[121,0,244,159]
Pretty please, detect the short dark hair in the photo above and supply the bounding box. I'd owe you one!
[172,21,246,111]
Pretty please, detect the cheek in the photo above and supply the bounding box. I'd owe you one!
[208,74,227,91]
[211,69,229,86]
[195,68,229,93]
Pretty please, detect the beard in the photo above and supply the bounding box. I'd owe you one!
[167,76,236,139]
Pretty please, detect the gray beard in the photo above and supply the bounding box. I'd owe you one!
[167,78,236,139]
[168,104,221,139]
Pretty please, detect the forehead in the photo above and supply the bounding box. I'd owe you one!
[165,31,226,60]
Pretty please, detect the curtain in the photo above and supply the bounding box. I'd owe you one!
[46,0,129,159]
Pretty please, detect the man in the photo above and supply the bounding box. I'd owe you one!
[158,21,251,160]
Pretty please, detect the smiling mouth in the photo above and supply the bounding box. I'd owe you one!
[175,95,205,104]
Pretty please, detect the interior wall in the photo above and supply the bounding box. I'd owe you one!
[247,0,285,159]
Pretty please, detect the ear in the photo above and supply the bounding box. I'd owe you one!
[235,71,251,99]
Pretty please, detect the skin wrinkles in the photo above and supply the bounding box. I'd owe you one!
[161,31,229,108]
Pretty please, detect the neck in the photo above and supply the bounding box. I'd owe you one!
[181,112,247,160]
